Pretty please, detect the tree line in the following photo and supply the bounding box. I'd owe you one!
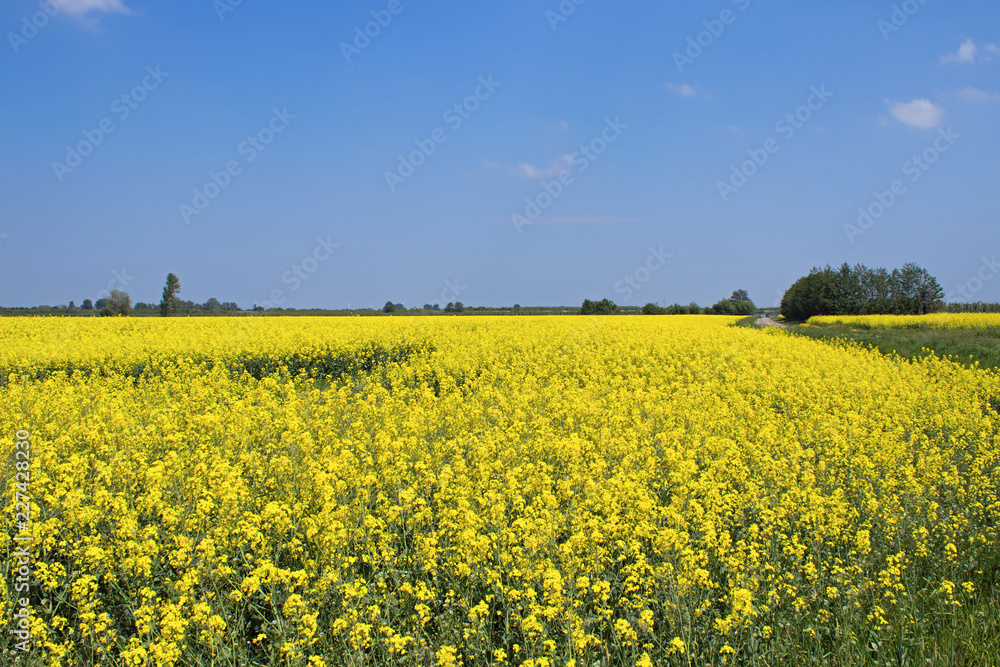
[28,275,239,317]
[780,262,944,321]
[17,267,999,320]
[945,302,1000,314]
[580,291,758,316]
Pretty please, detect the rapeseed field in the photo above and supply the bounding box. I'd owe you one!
[2,316,998,666]
[809,313,1000,330]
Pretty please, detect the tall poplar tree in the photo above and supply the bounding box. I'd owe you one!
[160,273,181,317]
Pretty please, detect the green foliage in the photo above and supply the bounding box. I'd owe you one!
[782,263,944,321]
[712,298,756,316]
[641,303,708,315]
[946,302,1000,313]
[100,289,132,317]
[789,321,1000,372]
[383,301,396,313]
[642,303,668,315]
[580,298,618,315]
[160,273,182,317]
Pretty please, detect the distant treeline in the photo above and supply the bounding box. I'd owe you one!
[0,305,592,318]
[945,302,1000,314]
[781,263,945,321]
[639,290,757,316]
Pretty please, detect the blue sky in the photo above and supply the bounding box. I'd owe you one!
[1,0,998,309]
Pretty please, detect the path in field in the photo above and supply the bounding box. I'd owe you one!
[757,316,787,328]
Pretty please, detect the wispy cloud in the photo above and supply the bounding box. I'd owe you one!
[58,0,133,18]
[942,38,978,64]
[887,99,945,129]
[485,154,573,179]
[956,86,1000,103]
[666,83,711,99]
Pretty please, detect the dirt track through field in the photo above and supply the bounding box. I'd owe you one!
[757,316,787,328]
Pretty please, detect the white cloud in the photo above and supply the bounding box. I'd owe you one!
[888,99,945,129]
[956,86,1000,103]
[666,83,697,97]
[485,154,573,179]
[987,43,1000,54]
[666,83,711,100]
[942,38,977,64]
[57,0,132,17]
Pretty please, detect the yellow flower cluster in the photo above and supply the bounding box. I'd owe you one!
[808,313,1000,329]
[1,316,997,665]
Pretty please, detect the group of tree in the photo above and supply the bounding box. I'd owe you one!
[149,274,237,315]
[58,297,124,315]
[781,262,944,321]
[709,290,756,316]
[382,302,472,313]
[99,290,133,317]
[642,302,702,315]
[53,274,241,317]
[640,290,755,316]
[945,302,1000,314]
[136,298,241,314]
[580,299,619,315]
